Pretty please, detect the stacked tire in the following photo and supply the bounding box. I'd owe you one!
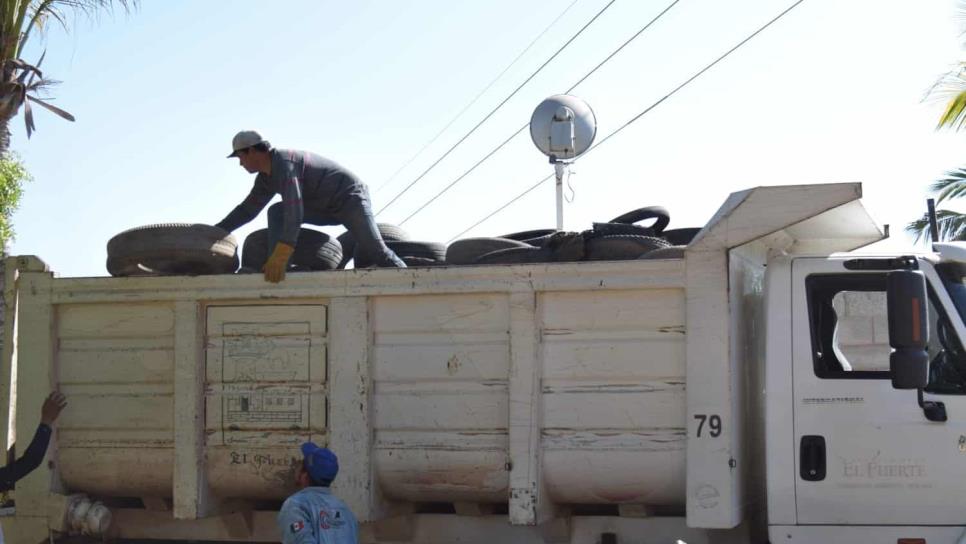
[241,228,343,272]
[337,223,412,268]
[106,224,239,277]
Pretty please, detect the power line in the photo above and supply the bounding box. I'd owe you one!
[446,0,809,242]
[375,0,618,217]
[399,0,682,226]
[374,0,582,196]
[447,174,553,243]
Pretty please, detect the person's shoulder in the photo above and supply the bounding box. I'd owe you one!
[281,489,312,509]
[328,493,357,517]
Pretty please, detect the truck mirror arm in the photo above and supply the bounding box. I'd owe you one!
[918,388,947,422]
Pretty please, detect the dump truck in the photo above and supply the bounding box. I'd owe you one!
[0,182,959,544]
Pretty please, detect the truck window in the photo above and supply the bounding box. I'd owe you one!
[806,273,966,392]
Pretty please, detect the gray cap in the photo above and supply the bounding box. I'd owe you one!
[227,130,267,158]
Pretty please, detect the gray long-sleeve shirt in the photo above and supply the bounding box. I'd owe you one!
[216,149,363,246]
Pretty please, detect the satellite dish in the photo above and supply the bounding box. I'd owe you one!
[530,94,597,161]
[529,95,596,229]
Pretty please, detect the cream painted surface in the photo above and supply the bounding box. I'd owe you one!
[55,302,176,497]
[372,294,511,504]
[205,305,327,501]
[539,289,687,505]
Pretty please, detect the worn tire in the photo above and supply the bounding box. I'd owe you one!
[585,235,669,261]
[446,237,531,265]
[474,246,554,265]
[402,256,446,267]
[106,223,238,276]
[337,223,410,268]
[608,206,670,234]
[591,222,657,238]
[639,245,686,260]
[499,228,557,242]
[661,227,701,246]
[242,229,343,271]
[355,240,445,268]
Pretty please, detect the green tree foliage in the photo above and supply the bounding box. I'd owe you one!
[0,1,136,152]
[0,153,29,246]
[909,3,966,242]
[0,1,135,252]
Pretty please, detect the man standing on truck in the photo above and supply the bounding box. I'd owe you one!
[278,443,358,544]
[215,130,406,283]
[1,391,67,490]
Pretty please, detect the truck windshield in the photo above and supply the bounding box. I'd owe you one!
[927,262,966,394]
[937,262,966,325]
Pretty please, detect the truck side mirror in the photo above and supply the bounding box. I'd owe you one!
[887,270,929,390]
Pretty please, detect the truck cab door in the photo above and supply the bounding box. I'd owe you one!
[792,257,966,524]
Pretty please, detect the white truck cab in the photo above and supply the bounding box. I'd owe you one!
[766,246,966,543]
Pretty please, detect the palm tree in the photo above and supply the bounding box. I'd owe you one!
[907,3,966,242]
[0,0,136,156]
[906,168,966,242]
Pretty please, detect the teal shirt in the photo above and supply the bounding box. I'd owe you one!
[278,487,359,544]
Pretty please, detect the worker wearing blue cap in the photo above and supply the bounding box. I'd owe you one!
[278,443,359,544]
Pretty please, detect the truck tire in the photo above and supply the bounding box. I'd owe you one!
[446,237,531,265]
[639,245,686,260]
[608,206,670,234]
[242,229,343,271]
[355,240,446,268]
[585,235,669,261]
[106,223,238,277]
[402,256,446,267]
[337,223,410,269]
[474,246,553,264]
[498,228,557,242]
[661,227,701,246]
[591,221,657,238]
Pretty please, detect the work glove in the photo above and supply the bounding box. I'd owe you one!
[262,242,295,283]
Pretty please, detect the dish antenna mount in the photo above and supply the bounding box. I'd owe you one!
[530,95,597,230]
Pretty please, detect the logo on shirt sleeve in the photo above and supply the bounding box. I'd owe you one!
[290,520,305,533]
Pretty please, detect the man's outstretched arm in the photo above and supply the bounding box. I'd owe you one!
[0,392,67,491]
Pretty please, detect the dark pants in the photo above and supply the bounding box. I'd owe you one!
[267,189,406,268]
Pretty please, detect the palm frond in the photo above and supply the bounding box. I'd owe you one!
[929,167,966,203]
[27,95,72,121]
[18,1,138,57]
[906,209,966,243]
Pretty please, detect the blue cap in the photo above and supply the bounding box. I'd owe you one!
[301,442,339,483]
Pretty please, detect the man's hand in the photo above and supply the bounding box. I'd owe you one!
[40,392,67,426]
[263,242,295,283]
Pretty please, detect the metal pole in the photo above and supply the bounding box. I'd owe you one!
[554,162,566,230]
[927,198,940,243]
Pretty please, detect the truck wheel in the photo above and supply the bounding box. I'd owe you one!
[608,206,670,234]
[337,223,410,269]
[106,223,238,276]
[242,228,343,271]
[446,237,531,265]
[585,235,669,261]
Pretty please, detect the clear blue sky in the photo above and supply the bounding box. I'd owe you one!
[9,0,966,276]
